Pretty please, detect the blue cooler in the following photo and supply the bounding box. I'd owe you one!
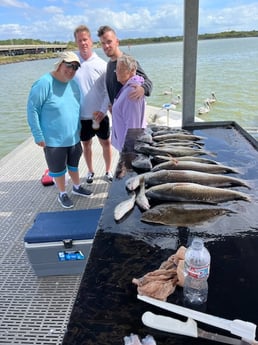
[24,208,102,276]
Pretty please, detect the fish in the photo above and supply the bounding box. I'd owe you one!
[114,192,136,221]
[131,154,153,171]
[153,141,204,149]
[145,182,251,204]
[151,160,239,174]
[134,142,215,157]
[125,175,141,191]
[151,128,191,136]
[141,203,235,227]
[151,155,178,165]
[135,176,150,211]
[176,156,219,164]
[145,169,250,188]
[152,133,206,142]
[152,155,220,165]
[125,169,250,190]
[136,132,153,144]
[148,125,171,133]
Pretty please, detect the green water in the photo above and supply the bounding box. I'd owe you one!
[0,37,257,159]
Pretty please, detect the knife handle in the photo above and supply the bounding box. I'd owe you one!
[142,311,198,337]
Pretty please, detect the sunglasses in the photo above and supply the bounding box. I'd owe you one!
[63,61,80,71]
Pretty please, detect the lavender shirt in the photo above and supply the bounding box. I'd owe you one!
[111,75,146,152]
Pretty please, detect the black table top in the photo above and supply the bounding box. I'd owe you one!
[62,124,258,345]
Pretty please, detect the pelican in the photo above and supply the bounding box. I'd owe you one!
[171,94,181,106]
[163,87,173,95]
[198,101,210,115]
[206,92,217,104]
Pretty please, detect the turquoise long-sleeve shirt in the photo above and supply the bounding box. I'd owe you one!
[27,73,81,147]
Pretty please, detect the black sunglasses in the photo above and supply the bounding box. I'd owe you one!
[63,61,80,71]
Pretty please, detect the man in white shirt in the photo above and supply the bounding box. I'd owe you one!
[74,25,113,184]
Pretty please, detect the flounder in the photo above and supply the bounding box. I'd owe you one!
[141,202,235,227]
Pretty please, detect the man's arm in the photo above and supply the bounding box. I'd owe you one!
[136,61,153,97]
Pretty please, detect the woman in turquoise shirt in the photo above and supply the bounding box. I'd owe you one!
[27,51,92,209]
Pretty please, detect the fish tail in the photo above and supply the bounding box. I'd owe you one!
[205,150,217,157]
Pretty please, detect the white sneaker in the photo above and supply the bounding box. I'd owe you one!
[105,171,113,183]
[86,172,94,184]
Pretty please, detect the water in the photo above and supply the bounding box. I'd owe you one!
[0,37,257,159]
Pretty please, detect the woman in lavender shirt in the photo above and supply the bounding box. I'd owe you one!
[111,54,147,152]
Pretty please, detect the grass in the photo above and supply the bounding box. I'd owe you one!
[0,52,59,65]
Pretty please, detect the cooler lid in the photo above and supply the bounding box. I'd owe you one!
[24,209,102,243]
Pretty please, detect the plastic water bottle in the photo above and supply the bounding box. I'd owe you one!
[92,119,100,130]
[92,112,100,130]
[183,237,210,304]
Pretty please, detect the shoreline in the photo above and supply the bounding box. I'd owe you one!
[1,34,257,66]
[0,52,58,65]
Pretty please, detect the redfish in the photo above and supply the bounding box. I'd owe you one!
[145,182,251,204]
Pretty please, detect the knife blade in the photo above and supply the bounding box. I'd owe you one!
[142,311,253,345]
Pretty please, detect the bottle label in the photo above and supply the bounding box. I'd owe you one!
[187,265,210,279]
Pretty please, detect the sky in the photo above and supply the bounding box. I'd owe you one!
[0,0,258,42]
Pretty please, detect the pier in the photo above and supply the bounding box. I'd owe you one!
[0,44,67,56]
[0,136,119,344]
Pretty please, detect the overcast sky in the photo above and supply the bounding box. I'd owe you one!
[0,0,257,42]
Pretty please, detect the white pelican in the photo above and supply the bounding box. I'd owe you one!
[171,94,181,106]
[198,101,210,115]
[163,87,173,95]
[206,92,217,104]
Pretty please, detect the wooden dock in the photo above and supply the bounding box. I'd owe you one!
[0,136,119,345]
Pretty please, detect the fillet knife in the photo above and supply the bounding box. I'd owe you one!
[142,311,256,345]
[137,295,257,342]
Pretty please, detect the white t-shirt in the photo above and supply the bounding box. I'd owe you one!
[74,51,109,120]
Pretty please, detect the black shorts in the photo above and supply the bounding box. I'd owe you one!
[44,142,83,177]
[80,116,110,141]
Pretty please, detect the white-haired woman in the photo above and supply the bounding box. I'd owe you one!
[112,54,147,152]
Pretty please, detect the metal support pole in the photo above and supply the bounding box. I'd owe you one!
[182,0,199,127]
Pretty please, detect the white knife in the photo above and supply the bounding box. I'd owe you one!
[137,295,257,342]
[142,311,257,345]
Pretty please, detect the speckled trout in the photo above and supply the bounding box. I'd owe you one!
[134,143,215,157]
[152,133,206,142]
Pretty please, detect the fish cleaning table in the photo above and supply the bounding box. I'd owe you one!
[61,123,258,345]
